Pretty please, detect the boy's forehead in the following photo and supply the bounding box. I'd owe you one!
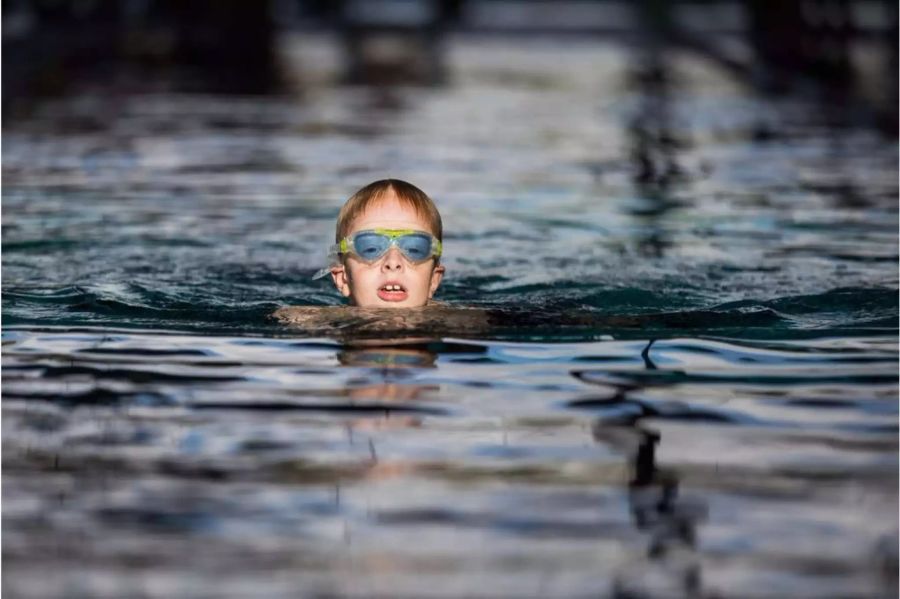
[349,196,434,234]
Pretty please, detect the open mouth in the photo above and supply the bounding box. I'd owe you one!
[377,282,408,302]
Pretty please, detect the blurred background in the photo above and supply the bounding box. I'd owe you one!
[4,0,898,130]
[3,0,898,126]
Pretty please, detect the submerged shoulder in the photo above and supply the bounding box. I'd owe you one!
[270,305,348,326]
[272,300,454,321]
[270,303,491,334]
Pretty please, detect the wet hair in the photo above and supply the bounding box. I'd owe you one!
[335,179,443,243]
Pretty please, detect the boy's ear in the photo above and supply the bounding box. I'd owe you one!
[428,264,445,299]
[331,265,352,297]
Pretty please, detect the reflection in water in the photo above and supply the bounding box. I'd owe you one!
[612,426,704,598]
[2,329,896,597]
[336,335,709,594]
[336,334,711,594]
[338,342,439,440]
[580,340,706,597]
[338,342,438,369]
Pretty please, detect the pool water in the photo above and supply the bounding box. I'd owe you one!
[3,38,898,598]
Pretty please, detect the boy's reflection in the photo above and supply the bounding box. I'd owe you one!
[333,340,441,482]
[337,343,438,369]
[336,340,439,432]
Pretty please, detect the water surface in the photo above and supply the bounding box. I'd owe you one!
[3,37,898,598]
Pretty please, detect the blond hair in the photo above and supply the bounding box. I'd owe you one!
[335,179,443,242]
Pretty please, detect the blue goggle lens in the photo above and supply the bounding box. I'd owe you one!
[350,231,436,262]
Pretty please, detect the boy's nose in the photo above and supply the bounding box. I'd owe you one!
[380,247,405,272]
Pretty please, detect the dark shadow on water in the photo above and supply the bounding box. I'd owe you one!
[576,339,707,596]
[605,424,706,598]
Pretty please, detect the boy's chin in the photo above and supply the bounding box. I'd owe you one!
[352,295,427,309]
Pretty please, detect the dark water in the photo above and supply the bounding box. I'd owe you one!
[3,38,898,598]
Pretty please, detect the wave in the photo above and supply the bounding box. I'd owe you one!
[2,283,896,340]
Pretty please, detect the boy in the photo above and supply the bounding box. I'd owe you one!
[325,179,445,308]
[272,179,457,331]
[273,181,648,336]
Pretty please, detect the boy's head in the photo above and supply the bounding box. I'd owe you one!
[330,179,445,308]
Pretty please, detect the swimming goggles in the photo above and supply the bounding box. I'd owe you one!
[312,228,442,279]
